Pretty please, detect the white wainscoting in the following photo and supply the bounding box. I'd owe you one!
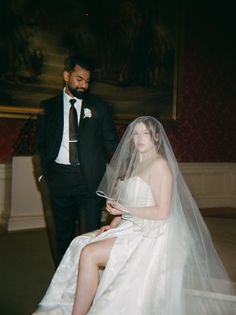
[7,156,45,231]
[0,160,235,231]
[179,163,236,209]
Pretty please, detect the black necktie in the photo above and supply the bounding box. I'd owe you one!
[69,99,79,166]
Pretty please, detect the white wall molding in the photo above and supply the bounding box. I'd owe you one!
[7,156,46,231]
[179,163,236,208]
[7,214,45,231]
[0,160,235,231]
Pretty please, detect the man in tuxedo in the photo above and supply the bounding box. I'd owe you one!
[37,55,118,264]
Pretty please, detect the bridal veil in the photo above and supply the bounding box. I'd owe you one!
[97,116,236,314]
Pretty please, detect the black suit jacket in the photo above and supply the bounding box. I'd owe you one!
[37,93,118,194]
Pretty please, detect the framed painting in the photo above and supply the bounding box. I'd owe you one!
[0,0,183,123]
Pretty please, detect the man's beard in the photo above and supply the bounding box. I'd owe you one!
[68,85,87,99]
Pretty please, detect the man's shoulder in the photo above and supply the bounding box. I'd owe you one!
[40,94,63,108]
[86,93,108,107]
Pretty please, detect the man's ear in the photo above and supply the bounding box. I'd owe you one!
[63,71,69,82]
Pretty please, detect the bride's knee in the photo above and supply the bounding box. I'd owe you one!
[79,239,114,268]
[80,243,97,265]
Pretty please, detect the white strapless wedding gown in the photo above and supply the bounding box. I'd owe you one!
[32,177,189,314]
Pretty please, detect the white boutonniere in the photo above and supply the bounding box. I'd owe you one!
[83,108,92,119]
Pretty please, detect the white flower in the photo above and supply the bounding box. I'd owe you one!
[83,108,92,118]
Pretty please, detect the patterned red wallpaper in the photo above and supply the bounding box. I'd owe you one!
[0,118,26,163]
[0,4,235,163]
[168,3,236,162]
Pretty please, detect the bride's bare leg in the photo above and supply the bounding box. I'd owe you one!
[72,237,116,315]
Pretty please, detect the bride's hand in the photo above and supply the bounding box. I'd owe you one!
[96,225,112,236]
[106,201,124,216]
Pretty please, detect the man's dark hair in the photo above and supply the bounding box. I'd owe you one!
[64,55,93,72]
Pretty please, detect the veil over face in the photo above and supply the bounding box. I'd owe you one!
[97,116,174,205]
[97,116,236,314]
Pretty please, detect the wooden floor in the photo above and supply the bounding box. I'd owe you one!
[204,216,236,282]
[200,207,236,282]
[0,209,235,315]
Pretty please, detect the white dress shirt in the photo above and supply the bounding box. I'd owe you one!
[55,88,82,165]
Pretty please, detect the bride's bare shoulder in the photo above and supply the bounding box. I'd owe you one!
[151,154,171,175]
[151,154,168,166]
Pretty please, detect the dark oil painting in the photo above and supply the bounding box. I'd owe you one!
[0,0,183,122]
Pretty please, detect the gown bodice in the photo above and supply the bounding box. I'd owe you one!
[116,176,155,208]
[115,176,167,238]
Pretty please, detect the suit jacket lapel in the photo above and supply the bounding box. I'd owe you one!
[57,95,64,136]
[78,99,86,132]
[51,95,64,145]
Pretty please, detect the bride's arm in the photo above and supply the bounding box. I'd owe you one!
[114,159,173,220]
[96,215,121,236]
[110,215,122,227]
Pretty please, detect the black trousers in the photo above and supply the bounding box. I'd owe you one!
[46,163,103,265]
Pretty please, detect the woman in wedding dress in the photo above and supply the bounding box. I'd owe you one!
[33,116,236,315]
